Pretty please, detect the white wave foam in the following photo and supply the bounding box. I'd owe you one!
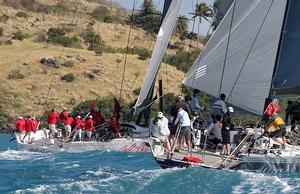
[14,167,182,193]
[232,171,293,194]
[0,150,46,160]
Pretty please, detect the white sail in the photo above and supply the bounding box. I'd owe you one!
[134,0,183,112]
[183,0,287,115]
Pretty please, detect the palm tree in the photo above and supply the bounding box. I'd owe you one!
[140,0,156,16]
[176,15,188,35]
[192,2,214,23]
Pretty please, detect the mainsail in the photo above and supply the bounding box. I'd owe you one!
[133,0,183,112]
[271,0,300,95]
[183,0,288,115]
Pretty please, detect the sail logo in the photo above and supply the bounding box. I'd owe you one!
[195,65,206,79]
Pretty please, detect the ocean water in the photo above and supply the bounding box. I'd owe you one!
[0,134,300,194]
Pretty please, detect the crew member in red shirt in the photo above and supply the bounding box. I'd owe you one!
[85,115,95,141]
[64,116,74,139]
[15,116,26,141]
[48,109,60,137]
[72,116,83,141]
[31,117,39,132]
[59,108,69,123]
[109,115,121,138]
[25,116,32,142]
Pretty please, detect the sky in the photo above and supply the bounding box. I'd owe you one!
[110,0,214,35]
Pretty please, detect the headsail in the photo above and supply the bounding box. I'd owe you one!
[133,0,183,112]
[183,0,288,115]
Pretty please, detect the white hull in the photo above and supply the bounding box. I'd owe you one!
[14,124,151,153]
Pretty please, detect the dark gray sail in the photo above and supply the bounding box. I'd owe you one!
[271,0,300,95]
[183,0,287,115]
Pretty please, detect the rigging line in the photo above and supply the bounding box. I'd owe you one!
[119,0,137,102]
[218,0,237,98]
[227,0,276,102]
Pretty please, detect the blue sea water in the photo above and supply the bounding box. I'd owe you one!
[0,134,300,194]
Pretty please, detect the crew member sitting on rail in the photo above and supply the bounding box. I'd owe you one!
[48,109,60,137]
[29,117,39,142]
[15,116,26,141]
[265,113,287,149]
[85,115,95,141]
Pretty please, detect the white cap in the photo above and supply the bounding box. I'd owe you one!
[228,107,234,113]
[77,115,81,118]
[157,111,163,118]
[32,117,35,120]
[88,115,93,119]
[63,108,68,110]
[18,116,23,119]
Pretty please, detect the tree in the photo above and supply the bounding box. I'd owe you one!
[140,0,156,16]
[193,2,214,23]
[175,15,188,35]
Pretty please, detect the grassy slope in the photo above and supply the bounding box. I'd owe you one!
[0,2,190,118]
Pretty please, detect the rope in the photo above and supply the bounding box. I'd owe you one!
[119,0,137,102]
[227,0,276,101]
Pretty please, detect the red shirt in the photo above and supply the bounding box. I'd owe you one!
[59,111,69,123]
[74,118,83,130]
[64,117,73,126]
[85,119,94,131]
[109,117,120,132]
[15,119,25,132]
[31,119,39,132]
[48,112,59,124]
[25,119,32,132]
[91,112,105,127]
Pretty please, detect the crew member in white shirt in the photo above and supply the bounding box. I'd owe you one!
[175,106,191,154]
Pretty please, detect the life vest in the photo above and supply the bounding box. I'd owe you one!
[267,114,285,131]
[183,155,201,164]
[264,102,280,117]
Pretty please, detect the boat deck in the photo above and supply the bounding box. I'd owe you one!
[155,147,242,169]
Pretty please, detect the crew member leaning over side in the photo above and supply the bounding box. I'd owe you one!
[265,113,287,149]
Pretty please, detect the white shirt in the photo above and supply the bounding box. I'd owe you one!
[212,100,227,114]
[157,116,170,136]
[175,109,190,127]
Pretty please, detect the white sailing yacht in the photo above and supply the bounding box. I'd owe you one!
[144,0,300,172]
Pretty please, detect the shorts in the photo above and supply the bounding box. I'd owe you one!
[222,130,230,144]
[269,129,286,138]
[64,125,71,133]
[179,126,191,141]
[86,131,92,138]
[49,124,57,133]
